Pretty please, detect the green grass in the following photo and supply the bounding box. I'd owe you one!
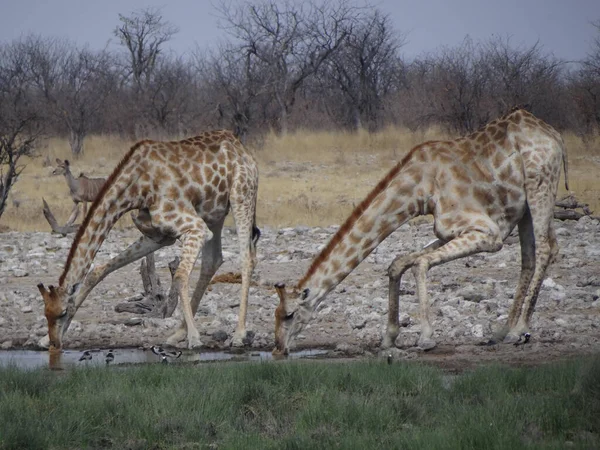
[1,356,599,449]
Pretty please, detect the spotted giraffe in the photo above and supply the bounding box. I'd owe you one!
[274,109,568,355]
[38,130,260,350]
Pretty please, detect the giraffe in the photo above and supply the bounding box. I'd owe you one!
[273,108,568,355]
[37,130,260,350]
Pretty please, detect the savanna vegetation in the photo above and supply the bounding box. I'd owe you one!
[1,1,600,227]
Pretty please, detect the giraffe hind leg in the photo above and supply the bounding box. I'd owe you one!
[489,208,536,344]
[229,179,259,347]
[505,181,558,343]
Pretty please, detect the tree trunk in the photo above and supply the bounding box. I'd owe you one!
[69,129,85,157]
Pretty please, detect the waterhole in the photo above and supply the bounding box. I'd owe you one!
[0,348,330,370]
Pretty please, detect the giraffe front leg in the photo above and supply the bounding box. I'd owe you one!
[384,241,443,349]
[412,259,436,350]
[412,230,503,350]
[168,223,223,347]
[170,221,212,349]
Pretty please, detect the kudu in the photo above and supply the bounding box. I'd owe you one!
[52,159,106,225]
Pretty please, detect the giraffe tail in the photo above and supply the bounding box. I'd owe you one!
[251,210,261,247]
[561,138,569,191]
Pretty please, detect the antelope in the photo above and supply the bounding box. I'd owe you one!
[52,159,106,225]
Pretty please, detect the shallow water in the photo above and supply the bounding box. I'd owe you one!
[0,348,330,370]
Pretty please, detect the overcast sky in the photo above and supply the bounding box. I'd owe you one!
[1,0,599,61]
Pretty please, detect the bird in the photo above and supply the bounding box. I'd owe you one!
[387,353,393,365]
[151,345,165,356]
[163,350,182,359]
[78,350,92,362]
[514,332,531,349]
[161,356,169,365]
[105,350,115,365]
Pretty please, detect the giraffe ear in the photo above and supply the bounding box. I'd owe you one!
[68,283,80,296]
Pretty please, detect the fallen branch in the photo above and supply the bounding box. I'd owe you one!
[114,255,180,318]
[553,194,599,221]
[42,198,80,235]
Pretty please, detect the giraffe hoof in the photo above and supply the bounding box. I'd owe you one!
[166,328,187,346]
[231,330,254,347]
[187,335,203,350]
[38,335,50,349]
[381,334,398,349]
[417,337,437,351]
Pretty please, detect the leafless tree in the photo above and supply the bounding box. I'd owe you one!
[196,43,272,141]
[484,37,564,122]
[408,38,491,133]
[23,36,116,156]
[217,0,353,134]
[322,9,405,130]
[113,7,179,90]
[0,40,44,219]
[143,55,199,137]
[572,20,600,134]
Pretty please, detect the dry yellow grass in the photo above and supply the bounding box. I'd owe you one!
[2,127,599,232]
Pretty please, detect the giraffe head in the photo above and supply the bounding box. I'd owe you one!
[37,282,78,350]
[272,283,313,356]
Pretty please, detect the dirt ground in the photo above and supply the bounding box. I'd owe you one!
[1,215,599,370]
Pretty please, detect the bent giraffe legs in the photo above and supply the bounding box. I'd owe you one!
[165,222,224,346]
[411,228,503,349]
[383,240,443,348]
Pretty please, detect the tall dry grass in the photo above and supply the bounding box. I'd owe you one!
[1,127,599,232]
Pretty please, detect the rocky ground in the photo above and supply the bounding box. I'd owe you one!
[1,216,599,370]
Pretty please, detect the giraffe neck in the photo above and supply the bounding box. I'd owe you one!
[298,178,421,295]
[59,176,137,289]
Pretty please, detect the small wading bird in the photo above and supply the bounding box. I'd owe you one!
[163,350,182,359]
[78,350,92,362]
[151,345,182,362]
[514,332,531,349]
[105,350,114,365]
[151,345,164,356]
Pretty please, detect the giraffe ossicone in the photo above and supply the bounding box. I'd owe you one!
[273,108,568,355]
[38,130,259,350]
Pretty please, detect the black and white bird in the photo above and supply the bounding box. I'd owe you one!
[514,332,531,349]
[151,345,165,356]
[78,350,92,362]
[105,350,115,365]
[387,353,393,365]
[161,356,169,365]
[163,350,182,359]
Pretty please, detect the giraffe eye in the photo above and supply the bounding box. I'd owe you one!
[57,309,68,319]
[301,288,310,300]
